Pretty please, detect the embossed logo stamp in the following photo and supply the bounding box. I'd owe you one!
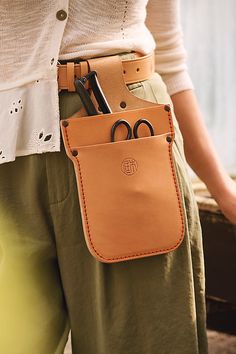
[121,158,138,175]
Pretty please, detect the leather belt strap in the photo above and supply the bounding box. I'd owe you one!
[57,52,155,92]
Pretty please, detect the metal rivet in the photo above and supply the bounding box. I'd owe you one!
[72,150,78,156]
[56,9,67,21]
[120,101,127,109]
[62,120,69,127]
[166,136,172,143]
[164,104,171,112]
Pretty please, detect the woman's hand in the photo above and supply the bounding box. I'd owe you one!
[213,179,236,225]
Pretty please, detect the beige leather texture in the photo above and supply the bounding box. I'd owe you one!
[60,54,185,263]
[57,52,154,92]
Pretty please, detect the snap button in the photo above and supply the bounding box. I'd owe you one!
[56,9,67,21]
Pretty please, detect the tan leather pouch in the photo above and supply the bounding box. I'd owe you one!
[60,54,185,263]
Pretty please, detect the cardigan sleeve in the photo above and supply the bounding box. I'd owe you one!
[145,0,194,95]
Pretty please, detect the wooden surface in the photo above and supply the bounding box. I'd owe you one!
[193,177,236,304]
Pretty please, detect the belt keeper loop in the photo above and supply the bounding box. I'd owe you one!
[80,61,89,90]
[67,62,75,92]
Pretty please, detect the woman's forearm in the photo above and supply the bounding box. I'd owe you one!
[171,89,234,201]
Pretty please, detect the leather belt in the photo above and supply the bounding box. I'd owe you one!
[57,52,155,92]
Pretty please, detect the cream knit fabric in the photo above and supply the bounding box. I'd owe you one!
[0,0,193,164]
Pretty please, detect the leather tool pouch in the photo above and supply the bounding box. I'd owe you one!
[60,55,185,263]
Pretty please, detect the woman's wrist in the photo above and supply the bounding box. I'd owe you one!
[202,168,234,202]
[212,176,236,224]
[192,161,234,204]
[212,174,236,203]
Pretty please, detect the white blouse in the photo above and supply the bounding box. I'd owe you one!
[0,0,193,164]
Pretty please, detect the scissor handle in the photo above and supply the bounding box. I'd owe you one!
[133,119,155,138]
[111,119,132,142]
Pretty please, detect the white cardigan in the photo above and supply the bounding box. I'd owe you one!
[0,0,193,164]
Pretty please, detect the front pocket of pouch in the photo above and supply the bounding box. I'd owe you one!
[71,134,185,263]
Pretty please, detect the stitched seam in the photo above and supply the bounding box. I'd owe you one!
[167,110,185,243]
[63,109,185,261]
[121,1,128,40]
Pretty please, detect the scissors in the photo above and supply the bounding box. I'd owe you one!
[111,118,155,142]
